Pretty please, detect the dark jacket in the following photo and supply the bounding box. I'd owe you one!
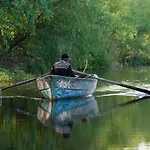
[50,60,75,77]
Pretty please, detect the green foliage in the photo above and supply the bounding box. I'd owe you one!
[0,71,12,82]
[1,0,150,73]
[50,0,114,68]
[119,50,150,66]
[0,0,53,71]
[11,69,35,81]
[0,68,34,82]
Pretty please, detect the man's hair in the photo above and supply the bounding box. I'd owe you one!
[61,54,69,59]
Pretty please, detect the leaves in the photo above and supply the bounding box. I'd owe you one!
[1,0,150,73]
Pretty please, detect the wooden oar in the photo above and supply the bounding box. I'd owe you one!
[73,70,150,95]
[1,77,37,91]
[1,72,50,91]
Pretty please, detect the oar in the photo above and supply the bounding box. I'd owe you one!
[1,77,37,91]
[1,72,50,91]
[73,70,150,95]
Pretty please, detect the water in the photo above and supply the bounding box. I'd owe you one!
[1,67,150,150]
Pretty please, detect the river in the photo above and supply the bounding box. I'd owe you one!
[0,67,150,150]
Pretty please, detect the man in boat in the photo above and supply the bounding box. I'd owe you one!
[50,53,75,77]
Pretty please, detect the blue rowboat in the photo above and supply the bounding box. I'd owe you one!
[37,96,99,127]
[36,75,97,100]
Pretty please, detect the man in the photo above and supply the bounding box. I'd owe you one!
[50,54,75,77]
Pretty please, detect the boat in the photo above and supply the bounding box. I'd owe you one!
[36,74,97,100]
[37,96,99,137]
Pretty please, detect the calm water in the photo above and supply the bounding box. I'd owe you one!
[1,67,150,150]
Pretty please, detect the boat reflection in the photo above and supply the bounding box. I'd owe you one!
[37,96,99,138]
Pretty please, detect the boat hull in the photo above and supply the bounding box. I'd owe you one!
[37,75,97,100]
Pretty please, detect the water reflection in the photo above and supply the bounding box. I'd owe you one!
[1,93,150,149]
[37,96,99,138]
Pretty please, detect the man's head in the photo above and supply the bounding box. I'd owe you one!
[61,54,70,62]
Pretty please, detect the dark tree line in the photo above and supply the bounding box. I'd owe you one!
[1,0,150,74]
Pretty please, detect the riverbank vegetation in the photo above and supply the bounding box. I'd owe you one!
[0,68,34,82]
[1,0,150,75]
